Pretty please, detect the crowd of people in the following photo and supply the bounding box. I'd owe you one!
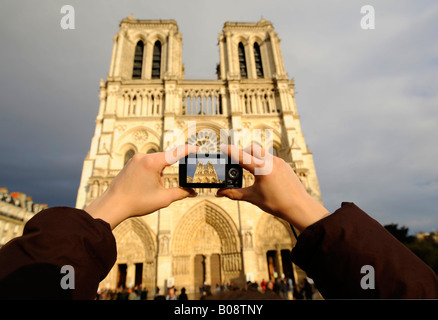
[96,276,320,300]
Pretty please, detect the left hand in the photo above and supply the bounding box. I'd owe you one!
[85,145,198,229]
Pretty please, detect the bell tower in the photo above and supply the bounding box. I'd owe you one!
[108,15,184,81]
[218,18,287,81]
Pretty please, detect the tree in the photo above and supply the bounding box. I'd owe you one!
[384,224,438,274]
[384,223,415,244]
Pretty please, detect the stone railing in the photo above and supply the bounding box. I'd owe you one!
[179,80,226,116]
[117,80,282,117]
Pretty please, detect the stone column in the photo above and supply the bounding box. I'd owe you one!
[167,29,174,77]
[218,35,226,79]
[114,30,125,79]
[109,34,118,77]
[127,263,136,288]
[225,31,234,78]
[276,249,284,278]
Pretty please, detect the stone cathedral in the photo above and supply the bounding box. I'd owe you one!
[76,16,323,296]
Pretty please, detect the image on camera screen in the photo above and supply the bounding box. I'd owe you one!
[186,155,226,184]
[179,153,242,188]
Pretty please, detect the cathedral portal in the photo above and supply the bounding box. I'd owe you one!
[171,201,242,294]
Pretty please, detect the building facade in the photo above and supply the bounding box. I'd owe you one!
[0,188,47,247]
[76,16,323,295]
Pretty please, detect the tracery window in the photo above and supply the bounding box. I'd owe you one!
[132,41,144,79]
[238,42,247,79]
[152,41,162,79]
[124,149,135,165]
[253,42,264,78]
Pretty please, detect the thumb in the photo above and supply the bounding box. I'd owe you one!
[161,187,197,206]
[216,187,251,201]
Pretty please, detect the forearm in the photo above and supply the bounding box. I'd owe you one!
[291,202,438,299]
[0,207,117,299]
[277,192,330,232]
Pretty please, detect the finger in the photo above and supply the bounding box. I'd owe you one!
[220,144,263,174]
[160,187,198,206]
[243,144,266,160]
[216,187,252,201]
[162,144,198,167]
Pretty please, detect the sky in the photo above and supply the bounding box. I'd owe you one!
[0,0,437,234]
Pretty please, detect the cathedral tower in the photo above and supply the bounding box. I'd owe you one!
[76,16,322,296]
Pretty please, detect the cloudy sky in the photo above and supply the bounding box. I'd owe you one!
[1,0,437,234]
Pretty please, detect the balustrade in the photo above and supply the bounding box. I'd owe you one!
[118,82,281,117]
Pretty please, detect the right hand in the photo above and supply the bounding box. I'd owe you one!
[216,144,329,232]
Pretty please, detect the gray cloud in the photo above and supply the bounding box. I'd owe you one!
[0,0,437,233]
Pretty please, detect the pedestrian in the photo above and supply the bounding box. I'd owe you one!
[178,287,188,300]
[303,278,312,300]
[261,279,267,291]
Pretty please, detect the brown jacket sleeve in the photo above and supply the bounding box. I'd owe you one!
[0,207,116,299]
[291,202,438,299]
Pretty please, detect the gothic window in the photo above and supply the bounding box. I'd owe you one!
[131,95,137,115]
[238,42,247,79]
[187,130,219,153]
[132,41,144,79]
[124,149,135,165]
[152,41,162,79]
[253,42,264,78]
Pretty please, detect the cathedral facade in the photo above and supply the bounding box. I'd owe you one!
[76,16,323,295]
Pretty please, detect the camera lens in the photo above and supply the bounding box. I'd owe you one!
[228,168,240,180]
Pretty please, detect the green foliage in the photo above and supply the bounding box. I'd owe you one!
[384,224,438,274]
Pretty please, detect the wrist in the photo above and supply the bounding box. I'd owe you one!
[282,194,330,232]
[85,191,126,229]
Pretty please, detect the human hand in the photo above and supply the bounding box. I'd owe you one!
[85,145,198,229]
[216,144,329,232]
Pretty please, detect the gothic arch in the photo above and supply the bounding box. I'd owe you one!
[183,122,226,152]
[110,217,156,291]
[120,142,138,155]
[113,217,156,262]
[254,213,296,251]
[140,141,160,154]
[147,32,167,47]
[243,124,282,154]
[116,126,160,152]
[233,36,249,46]
[248,35,265,47]
[129,32,147,45]
[172,200,243,288]
[172,200,241,255]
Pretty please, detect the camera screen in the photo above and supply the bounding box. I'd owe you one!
[186,154,226,184]
[179,153,242,188]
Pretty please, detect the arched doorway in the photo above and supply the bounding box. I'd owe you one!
[172,201,242,295]
[102,218,156,292]
[255,214,301,285]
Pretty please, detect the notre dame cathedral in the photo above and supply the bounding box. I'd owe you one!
[76,15,323,296]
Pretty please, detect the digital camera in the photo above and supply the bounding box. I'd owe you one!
[179,153,243,188]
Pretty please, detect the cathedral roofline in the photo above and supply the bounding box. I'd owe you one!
[120,15,179,29]
[223,17,273,29]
